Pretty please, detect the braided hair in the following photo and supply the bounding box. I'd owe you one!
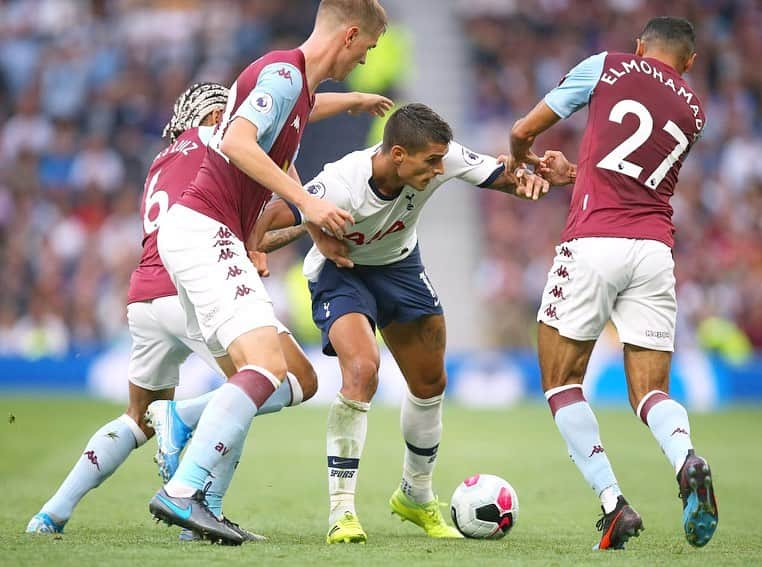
[162,82,229,142]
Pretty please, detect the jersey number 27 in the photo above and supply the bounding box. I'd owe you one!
[597,99,690,190]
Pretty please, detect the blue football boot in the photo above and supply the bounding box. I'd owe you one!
[678,450,719,547]
[144,400,192,482]
[25,512,66,534]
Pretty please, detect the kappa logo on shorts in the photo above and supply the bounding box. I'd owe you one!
[555,265,570,279]
[213,239,234,247]
[234,285,254,299]
[214,227,233,239]
[543,304,559,320]
[549,285,566,299]
[217,248,238,262]
[560,246,573,258]
[226,266,244,279]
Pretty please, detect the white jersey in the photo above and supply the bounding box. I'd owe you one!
[303,141,502,281]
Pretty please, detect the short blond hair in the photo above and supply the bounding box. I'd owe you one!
[317,0,387,34]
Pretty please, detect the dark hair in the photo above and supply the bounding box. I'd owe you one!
[381,103,453,153]
[640,17,696,61]
[162,82,229,142]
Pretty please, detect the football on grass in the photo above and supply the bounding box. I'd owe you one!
[450,474,519,539]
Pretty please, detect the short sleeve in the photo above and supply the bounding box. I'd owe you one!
[234,63,303,142]
[543,51,607,119]
[442,141,504,187]
[294,170,353,225]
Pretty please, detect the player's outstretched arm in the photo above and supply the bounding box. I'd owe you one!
[490,158,551,201]
[220,118,354,236]
[310,92,393,123]
[510,100,562,165]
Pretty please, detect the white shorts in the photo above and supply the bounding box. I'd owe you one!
[127,295,291,391]
[127,295,220,391]
[157,205,280,354]
[537,237,676,351]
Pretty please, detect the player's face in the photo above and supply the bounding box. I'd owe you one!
[397,142,448,190]
[335,27,380,80]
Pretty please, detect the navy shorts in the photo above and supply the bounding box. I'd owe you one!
[309,245,444,356]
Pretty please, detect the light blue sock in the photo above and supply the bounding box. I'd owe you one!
[554,401,621,499]
[174,391,216,428]
[41,415,146,523]
[205,440,245,518]
[643,397,693,472]
[166,383,258,495]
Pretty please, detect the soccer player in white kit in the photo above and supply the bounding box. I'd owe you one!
[254,103,556,543]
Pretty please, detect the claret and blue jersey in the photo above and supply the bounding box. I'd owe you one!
[544,51,706,248]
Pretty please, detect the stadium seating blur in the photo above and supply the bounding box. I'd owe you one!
[0,0,759,364]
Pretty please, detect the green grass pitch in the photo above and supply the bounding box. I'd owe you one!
[1,397,760,566]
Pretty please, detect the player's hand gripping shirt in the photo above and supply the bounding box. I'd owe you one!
[544,51,706,248]
[179,49,314,242]
[127,126,214,304]
[302,141,503,281]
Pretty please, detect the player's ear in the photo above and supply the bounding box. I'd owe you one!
[345,26,360,47]
[684,52,696,74]
[635,38,645,57]
[391,145,407,165]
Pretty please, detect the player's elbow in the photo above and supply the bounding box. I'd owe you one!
[219,134,243,164]
[510,118,535,144]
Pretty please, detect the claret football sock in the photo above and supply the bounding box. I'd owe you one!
[546,385,621,512]
[638,390,693,473]
[41,414,147,523]
[400,391,443,504]
[326,393,369,525]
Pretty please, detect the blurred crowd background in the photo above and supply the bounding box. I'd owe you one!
[0,0,759,363]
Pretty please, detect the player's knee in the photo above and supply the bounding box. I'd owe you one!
[296,364,318,402]
[410,370,447,399]
[342,356,379,399]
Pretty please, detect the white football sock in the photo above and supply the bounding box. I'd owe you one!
[400,391,443,504]
[326,393,369,525]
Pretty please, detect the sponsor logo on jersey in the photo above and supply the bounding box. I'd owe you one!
[306,181,326,199]
[251,92,274,114]
[462,146,484,166]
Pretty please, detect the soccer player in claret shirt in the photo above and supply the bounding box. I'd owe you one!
[25,82,391,539]
[253,103,555,544]
[148,0,389,545]
[509,17,718,550]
